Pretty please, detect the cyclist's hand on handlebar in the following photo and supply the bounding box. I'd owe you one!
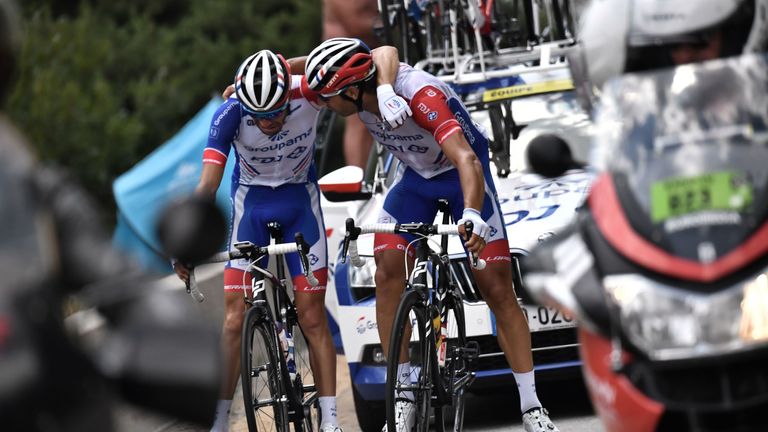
[459,208,489,255]
[458,208,490,240]
[222,84,235,99]
[461,228,486,255]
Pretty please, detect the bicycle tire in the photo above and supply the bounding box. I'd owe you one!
[385,289,434,432]
[434,293,470,432]
[291,320,320,432]
[241,306,290,432]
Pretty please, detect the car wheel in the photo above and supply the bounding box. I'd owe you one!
[352,384,385,432]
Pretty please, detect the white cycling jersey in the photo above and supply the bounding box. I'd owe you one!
[204,75,322,187]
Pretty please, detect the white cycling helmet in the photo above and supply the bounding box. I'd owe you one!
[305,37,376,97]
[578,0,768,87]
[234,50,291,115]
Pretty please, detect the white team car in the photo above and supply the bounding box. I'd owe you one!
[319,89,594,432]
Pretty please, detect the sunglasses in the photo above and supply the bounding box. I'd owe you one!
[244,102,289,120]
[318,86,351,102]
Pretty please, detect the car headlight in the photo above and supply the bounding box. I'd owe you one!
[604,271,768,361]
[348,257,377,301]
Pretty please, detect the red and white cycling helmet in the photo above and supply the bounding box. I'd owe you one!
[234,50,291,117]
[305,37,376,97]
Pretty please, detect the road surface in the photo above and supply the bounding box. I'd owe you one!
[115,267,602,432]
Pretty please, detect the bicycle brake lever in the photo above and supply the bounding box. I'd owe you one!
[294,232,319,287]
[341,218,361,264]
[463,220,485,269]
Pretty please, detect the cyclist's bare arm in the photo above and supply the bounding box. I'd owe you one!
[441,133,486,252]
[221,46,401,100]
[372,46,400,86]
[195,163,224,198]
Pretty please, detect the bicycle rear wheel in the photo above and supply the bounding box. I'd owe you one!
[385,289,435,432]
[241,306,290,432]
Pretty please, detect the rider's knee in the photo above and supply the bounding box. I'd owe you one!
[297,307,327,335]
[479,278,518,309]
[222,305,245,336]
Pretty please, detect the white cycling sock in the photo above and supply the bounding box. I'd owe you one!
[318,396,338,426]
[513,370,542,413]
[397,362,415,402]
[210,399,232,432]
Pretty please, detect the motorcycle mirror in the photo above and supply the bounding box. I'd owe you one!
[155,195,225,266]
[526,133,585,178]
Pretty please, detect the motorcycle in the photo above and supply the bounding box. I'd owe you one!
[522,53,768,431]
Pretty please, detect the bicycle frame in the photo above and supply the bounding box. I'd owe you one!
[241,224,298,335]
[239,224,318,417]
[341,200,481,432]
[404,201,476,407]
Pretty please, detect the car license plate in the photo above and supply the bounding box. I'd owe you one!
[489,305,575,335]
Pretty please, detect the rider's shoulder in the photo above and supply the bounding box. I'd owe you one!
[212,97,243,120]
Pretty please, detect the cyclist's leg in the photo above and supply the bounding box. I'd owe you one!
[456,178,542,414]
[373,167,437,362]
[214,185,272,431]
[280,181,339,426]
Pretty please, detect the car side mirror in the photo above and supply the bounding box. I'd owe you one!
[525,133,585,178]
[318,165,373,202]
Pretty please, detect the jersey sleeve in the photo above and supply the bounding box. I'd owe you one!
[204,99,240,166]
[409,85,463,145]
[292,75,321,107]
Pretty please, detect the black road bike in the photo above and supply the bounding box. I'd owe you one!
[342,201,482,431]
[189,223,321,431]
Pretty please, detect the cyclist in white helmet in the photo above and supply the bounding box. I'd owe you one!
[179,48,405,432]
[305,37,560,432]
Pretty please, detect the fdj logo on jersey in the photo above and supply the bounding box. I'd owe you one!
[380,142,428,154]
[287,146,307,159]
[251,155,283,164]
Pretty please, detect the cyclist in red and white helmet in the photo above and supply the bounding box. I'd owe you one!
[305,37,412,128]
[306,37,560,432]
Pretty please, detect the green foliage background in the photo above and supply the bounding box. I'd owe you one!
[7,0,322,218]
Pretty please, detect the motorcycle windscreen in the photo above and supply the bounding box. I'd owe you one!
[591,53,768,261]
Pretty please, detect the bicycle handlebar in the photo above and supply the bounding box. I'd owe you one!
[185,234,318,303]
[341,218,487,270]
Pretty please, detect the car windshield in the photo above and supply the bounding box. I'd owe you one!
[591,53,768,227]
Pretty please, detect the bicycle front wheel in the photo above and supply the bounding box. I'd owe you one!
[385,289,434,432]
[435,294,472,432]
[241,306,290,432]
[291,320,320,432]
